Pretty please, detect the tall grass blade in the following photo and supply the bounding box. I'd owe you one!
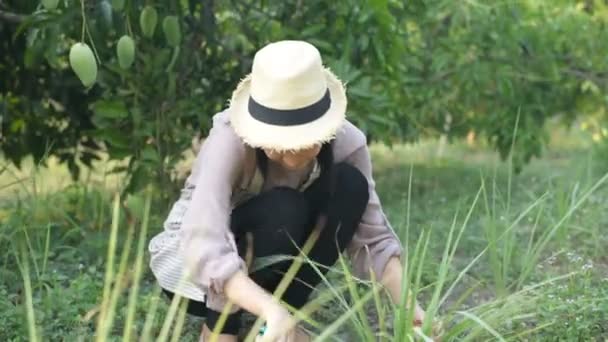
[96,193,121,342]
[394,229,430,340]
[157,293,184,342]
[294,283,351,332]
[209,301,235,342]
[42,223,51,276]
[413,326,434,342]
[443,274,575,340]
[99,223,135,338]
[405,164,413,245]
[252,252,352,314]
[140,286,164,341]
[445,281,480,314]
[412,231,431,335]
[507,108,521,215]
[430,211,459,306]
[517,202,545,290]
[169,298,190,342]
[16,241,39,342]
[438,193,548,309]
[337,250,374,340]
[313,288,377,342]
[523,173,608,283]
[293,255,351,311]
[4,164,34,198]
[369,271,386,340]
[449,188,482,263]
[457,310,506,342]
[22,228,40,279]
[507,321,555,340]
[123,192,152,341]
[426,187,482,333]
[244,225,321,342]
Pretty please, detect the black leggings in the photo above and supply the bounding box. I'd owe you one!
[163,162,370,335]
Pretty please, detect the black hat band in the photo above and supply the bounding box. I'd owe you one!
[248,89,331,126]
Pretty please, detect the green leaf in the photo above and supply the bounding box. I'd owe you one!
[300,24,326,38]
[124,193,146,219]
[306,38,334,52]
[93,100,129,119]
[372,39,386,67]
[167,72,177,98]
[126,164,151,194]
[24,41,44,69]
[9,119,26,133]
[108,147,132,160]
[141,147,159,162]
[95,129,130,149]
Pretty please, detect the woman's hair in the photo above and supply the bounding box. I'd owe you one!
[255,142,334,212]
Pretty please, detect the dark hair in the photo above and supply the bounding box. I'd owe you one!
[255,142,334,212]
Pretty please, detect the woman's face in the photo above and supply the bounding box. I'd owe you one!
[263,145,321,171]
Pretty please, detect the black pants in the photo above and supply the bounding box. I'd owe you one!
[163,163,370,335]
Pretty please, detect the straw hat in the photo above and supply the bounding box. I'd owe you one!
[229,40,347,151]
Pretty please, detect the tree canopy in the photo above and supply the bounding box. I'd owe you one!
[2,0,607,195]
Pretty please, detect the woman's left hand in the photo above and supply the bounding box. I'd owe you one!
[412,302,426,326]
[412,306,444,342]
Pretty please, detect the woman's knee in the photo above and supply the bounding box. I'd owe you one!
[320,163,369,247]
[333,163,370,208]
[233,187,310,230]
[205,309,242,336]
[260,187,311,227]
[242,187,311,256]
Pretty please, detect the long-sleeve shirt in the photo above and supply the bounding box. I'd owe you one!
[148,110,402,312]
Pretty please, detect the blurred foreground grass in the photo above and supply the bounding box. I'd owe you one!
[1,124,607,341]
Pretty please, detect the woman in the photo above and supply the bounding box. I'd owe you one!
[148,40,426,342]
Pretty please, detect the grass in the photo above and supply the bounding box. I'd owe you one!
[1,125,607,341]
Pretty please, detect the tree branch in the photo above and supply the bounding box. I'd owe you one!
[0,9,25,23]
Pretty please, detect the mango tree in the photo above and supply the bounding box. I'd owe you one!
[1,0,607,197]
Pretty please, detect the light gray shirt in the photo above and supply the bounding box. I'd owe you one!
[149,110,402,312]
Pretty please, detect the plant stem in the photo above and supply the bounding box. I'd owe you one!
[85,24,101,64]
[80,0,86,42]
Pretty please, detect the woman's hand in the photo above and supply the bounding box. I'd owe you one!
[381,257,426,323]
[380,257,443,340]
[256,303,297,342]
[412,302,426,326]
[223,272,309,341]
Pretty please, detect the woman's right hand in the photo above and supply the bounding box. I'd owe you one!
[223,272,306,341]
[256,303,298,342]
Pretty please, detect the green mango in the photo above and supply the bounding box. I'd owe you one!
[69,43,97,88]
[116,35,135,69]
[41,0,59,10]
[162,16,181,47]
[139,6,158,38]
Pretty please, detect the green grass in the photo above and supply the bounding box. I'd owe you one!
[1,127,607,341]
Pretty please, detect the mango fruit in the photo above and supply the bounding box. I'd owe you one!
[117,35,135,69]
[41,0,59,10]
[140,6,158,38]
[69,43,97,88]
[162,16,181,47]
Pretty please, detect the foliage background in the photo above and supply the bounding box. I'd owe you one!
[2,0,608,196]
[2,1,608,341]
